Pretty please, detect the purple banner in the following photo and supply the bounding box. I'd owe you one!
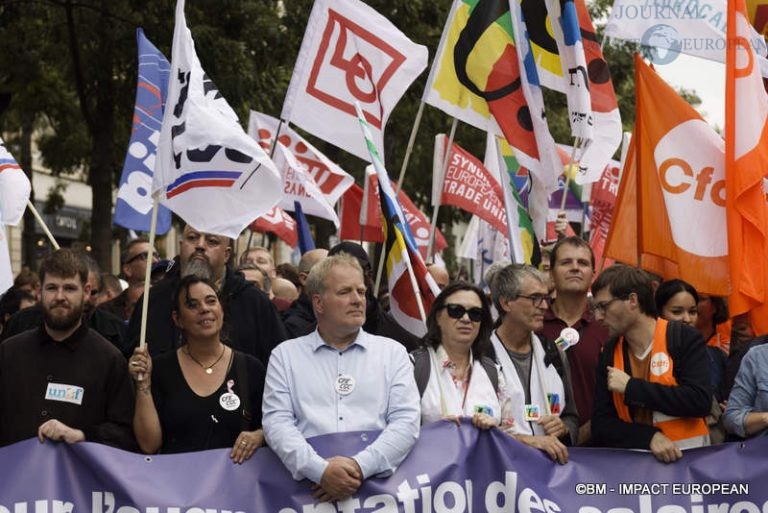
[1,420,766,512]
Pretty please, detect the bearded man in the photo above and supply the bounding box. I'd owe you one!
[0,249,135,449]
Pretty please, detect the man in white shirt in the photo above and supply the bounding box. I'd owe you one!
[263,253,420,502]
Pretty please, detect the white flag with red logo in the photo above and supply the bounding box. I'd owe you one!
[250,207,298,247]
[0,137,31,226]
[432,135,508,234]
[272,142,339,227]
[248,111,353,206]
[154,0,283,238]
[281,0,428,162]
[605,56,728,296]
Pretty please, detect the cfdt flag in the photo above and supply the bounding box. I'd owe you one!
[355,104,438,336]
[726,0,768,332]
[154,0,283,238]
[248,111,353,206]
[606,56,728,296]
[0,137,31,226]
[114,29,173,234]
[281,0,428,162]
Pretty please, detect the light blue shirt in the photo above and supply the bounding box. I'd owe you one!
[262,329,420,483]
[723,344,768,438]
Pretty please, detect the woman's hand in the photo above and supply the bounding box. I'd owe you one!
[471,412,499,430]
[129,347,153,389]
[231,429,264,464]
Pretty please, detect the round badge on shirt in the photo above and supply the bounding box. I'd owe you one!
[220,379,241,411]
[335,375,356,396]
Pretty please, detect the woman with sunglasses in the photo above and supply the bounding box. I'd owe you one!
[414,282,513,432]
[128,275,265,463]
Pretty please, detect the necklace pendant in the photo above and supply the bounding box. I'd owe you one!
[205,367,213,375]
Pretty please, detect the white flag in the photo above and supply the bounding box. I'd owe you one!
[0,137,31,226]
[281,0,428,162]
[153,0,283,238]
[273,143,340,228]
[247,111,353,206]
[606,0,768,74]
[0,226,12,296]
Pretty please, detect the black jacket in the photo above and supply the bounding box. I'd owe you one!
[127,264,287,366]
[592,320,712,450]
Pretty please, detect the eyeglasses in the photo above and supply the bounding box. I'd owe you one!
[126,251,159,265]
[590,296,627,314]
[444,303,484,322]
[516,294,552,308]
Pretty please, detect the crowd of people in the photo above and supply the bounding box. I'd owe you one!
[1,226,766,501]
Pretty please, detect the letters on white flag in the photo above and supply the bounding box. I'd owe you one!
[153,0,283,238]
[281,0,428,162]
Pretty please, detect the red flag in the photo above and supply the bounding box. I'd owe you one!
[249,207,298,247]
[339,184,383,242]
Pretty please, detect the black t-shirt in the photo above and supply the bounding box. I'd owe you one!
[151,348,265,454]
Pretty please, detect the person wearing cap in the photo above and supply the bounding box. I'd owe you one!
[488,264,579,464]
[100,238,160,323]
[537,236,608,445]
[127,224,287,367]
[263,253,420,502]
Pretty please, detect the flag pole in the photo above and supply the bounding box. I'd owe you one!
[395,101,425,193]
[26,200,60,250]
[138,194,160,353]
[426,118,458,262]
[402,246,428,323]
[559,137,582,211]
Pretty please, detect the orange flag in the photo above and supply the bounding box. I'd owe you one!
[726,0,768,333]
[605,55,729,295]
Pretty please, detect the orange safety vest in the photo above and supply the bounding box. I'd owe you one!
[611,319,709,447]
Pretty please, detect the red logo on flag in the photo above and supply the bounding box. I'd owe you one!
[306,9,406,129]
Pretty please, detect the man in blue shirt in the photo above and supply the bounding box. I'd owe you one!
[263,253,420,502]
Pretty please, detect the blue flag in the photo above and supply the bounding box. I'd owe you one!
[294,201,315,254]
[114,28,172,233]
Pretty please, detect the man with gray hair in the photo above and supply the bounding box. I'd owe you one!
[263,253,420,503]
[489,264,579,464]
[128,224,286,365]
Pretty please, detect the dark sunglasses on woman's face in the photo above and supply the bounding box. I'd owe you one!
[444,303,483,322]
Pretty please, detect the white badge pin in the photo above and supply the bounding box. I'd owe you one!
[335,375,356,396]
[555,327,580,350]
[219,379,241,411]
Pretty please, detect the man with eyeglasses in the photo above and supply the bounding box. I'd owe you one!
[538,236,609,445]
[591,265,711,463]
[488,264,579,464]
[127,224,287,366]
[100,238,159,322]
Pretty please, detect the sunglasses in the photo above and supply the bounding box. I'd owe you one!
[444,303,483,322]
[126,251,160,265]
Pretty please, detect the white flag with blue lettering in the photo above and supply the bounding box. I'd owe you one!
[154,0,283,238]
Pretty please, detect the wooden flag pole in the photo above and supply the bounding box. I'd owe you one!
[26,200,60,250]
[395,101,426,193]
[138,194,160,352]
[425,117,458,262]
[402,246,428,323]
[559,137,583,212]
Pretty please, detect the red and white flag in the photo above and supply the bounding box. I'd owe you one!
[248,111,353,206]
[0,137,31,226]
[250,207,298,248]
[726,0,768,333]
[281,0,427,162]
[433,135,507,234]
[153,0,283,238]
[272,143,339,227]
[359,168,447,259]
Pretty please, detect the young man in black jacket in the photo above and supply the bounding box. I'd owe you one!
[591,265,711,463]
